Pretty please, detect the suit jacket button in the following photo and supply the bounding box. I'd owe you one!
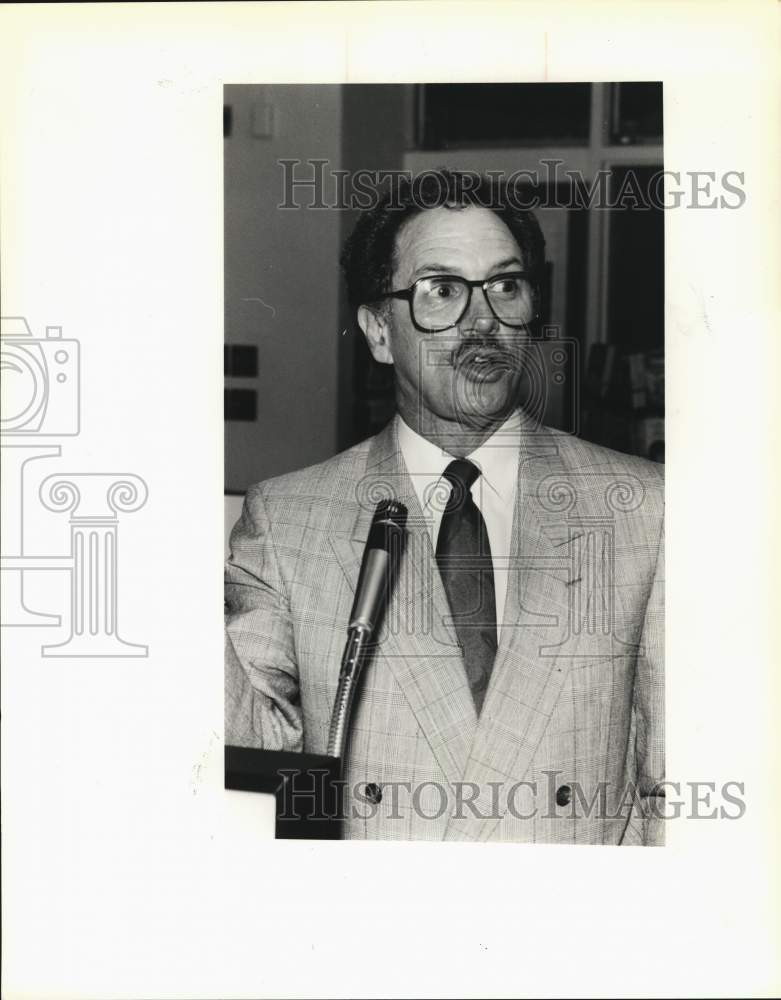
[556,784,572,807]
[364,782,382,805]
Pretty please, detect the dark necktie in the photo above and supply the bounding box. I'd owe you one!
[435,459,497,714]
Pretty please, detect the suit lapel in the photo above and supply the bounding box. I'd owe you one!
[329,419,478,787]
[445,431,576,840]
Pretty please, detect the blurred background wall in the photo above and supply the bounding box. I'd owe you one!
[224,82,664,509]
[223,85,344,490]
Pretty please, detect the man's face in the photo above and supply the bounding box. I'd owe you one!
[363,206,532,435]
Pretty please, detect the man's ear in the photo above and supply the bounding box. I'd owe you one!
[357,305,394,365]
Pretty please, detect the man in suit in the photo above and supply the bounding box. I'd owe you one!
[225,169,664,844]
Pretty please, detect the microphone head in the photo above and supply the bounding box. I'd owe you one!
[366,499,407,550]
[372,499,408,530]
[349,499,408,633]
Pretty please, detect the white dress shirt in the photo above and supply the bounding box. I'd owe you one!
[396,411,521,633]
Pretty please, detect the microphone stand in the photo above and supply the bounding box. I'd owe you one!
[327,624,372,760]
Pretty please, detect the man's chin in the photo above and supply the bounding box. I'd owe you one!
[450,370,519,427]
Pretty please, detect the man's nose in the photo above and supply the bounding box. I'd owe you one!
[462,312,499,337]
[472,314,498,335]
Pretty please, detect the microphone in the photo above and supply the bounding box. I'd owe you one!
[327,499,407,759]
[349,499,408,632]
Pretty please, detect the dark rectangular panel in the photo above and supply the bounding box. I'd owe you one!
[610,82,663,145]
[419,83,592,148]
[224,388,257,421]
[231,344,258,377]
[224,344,259,377]
[607,165,664,351]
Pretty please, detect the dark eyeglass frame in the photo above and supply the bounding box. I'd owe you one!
[373,270,540,333]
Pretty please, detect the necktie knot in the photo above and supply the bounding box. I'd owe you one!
[442,459,480,511]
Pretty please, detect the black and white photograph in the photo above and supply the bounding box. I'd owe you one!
[3,3,779,998]
[223,83,666,843]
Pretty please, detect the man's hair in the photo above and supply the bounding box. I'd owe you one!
[340,168,546,312]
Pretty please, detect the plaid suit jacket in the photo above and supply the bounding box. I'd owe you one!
[225,416,664,844]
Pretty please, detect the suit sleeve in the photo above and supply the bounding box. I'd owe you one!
[224,485,304,752]
[621,520,665,846]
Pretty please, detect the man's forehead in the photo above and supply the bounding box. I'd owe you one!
[393,205,521,275]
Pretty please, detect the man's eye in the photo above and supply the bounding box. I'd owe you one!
[422,279,462,300]
[491,278,521,297]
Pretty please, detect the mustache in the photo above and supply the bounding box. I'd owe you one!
[448,339,522,370]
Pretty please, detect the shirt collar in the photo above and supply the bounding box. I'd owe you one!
[396,410,521,506]
[467,409,522,502]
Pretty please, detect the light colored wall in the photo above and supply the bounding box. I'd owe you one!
[224,85,343,492]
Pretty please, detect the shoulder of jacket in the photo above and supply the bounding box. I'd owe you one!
[549,429,664,487]
[243,434,376,509]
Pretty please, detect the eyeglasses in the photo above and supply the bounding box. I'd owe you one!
[374,271,539,333]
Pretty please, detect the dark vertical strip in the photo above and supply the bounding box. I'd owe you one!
[565,193,588,436]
